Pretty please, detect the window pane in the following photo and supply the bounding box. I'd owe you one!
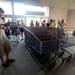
[25,5,43,12]
[14,2,25,15]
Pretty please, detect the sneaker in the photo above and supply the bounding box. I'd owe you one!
[2,63,10,68]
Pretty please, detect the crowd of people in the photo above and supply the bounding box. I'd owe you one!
[29,19,66,46]
[4,19,25,41]
[3,18,65,43]
[3,18,65,44]
[30,19,65,30]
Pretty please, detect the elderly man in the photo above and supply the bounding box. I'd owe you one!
[0,8,15,68]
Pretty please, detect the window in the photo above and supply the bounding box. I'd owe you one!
[14,2,25,15]
[25,5,44,12]
[0,1,12,15]
[14,3,49,16]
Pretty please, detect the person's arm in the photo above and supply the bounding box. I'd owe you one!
[1,29,7,39]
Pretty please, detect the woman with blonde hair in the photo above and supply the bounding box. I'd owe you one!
[0,8,15,68]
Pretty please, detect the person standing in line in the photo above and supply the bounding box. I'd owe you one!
[35,21,39,26]
[42,20,46,27]
[49,19,53,27]
[60,19,65,30]
[47,20,50,27]
[19,20,25,40]
[53,20,56,28]
[50,19,56,28]
[30,20,34,27]
[20,19,25,27]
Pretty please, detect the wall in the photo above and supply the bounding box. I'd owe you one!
[67,10,75,29]
[50,0,75,29]
[40,0,69,23]
[68,0,75,9]
[66,0,75,30]
[50,0,69,23]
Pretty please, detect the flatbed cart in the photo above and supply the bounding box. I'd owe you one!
[24,27,73,71]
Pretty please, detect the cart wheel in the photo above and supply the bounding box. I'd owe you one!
[40,65,45,70]
[62,58,65,63]
[66,55,72,62]
[44,61,56,73]
[58,51,64,57]
[26,45,29,49]
[50,62,56,69]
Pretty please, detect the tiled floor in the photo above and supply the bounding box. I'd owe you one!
[0,40,44,75]
[0,35,75,75]
[47,59,75,75]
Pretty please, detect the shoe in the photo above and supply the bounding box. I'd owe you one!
[6,59,15,64]
[2,63,10,68]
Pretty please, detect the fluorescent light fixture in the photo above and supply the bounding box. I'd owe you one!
[24,5,45,12]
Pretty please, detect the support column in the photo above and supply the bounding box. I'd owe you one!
[11,0,15,22]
